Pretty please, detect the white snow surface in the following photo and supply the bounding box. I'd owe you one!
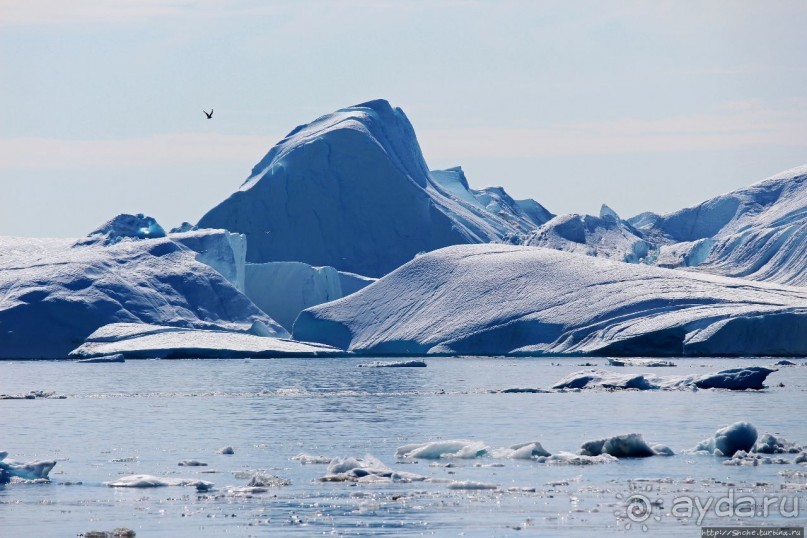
[69,323,340,359]
[293,244,807,356]
[631,165,807,286]
[197,100,549,277]
[0,228,285,359]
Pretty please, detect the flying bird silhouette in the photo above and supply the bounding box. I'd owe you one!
[204,109,213,119]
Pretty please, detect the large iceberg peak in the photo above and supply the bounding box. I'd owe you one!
[78,213,166,247]
[243,98,430,191]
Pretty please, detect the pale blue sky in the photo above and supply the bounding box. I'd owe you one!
[2,0,806,237]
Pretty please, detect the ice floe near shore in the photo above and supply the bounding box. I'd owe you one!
[294,244,807,357]
[551,366,777,391]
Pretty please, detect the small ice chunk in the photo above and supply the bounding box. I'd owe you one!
[357,360,427,368]
[247,472,291,487]
[795,453,807,464]
[447,480,499,490]
[774,360,796,366]
[217,446,235,455]
[580,434,656,458]
[396,440,489,459]
[492,441,551,459]
[608,358,676,367]
[692,422,758,457]
[292,453,332,464]
[752,433,799,454]
[105,474,213,489]
[322,454,426,483]
[178,459,207,467]
[651,444,675,456]
[542,451,618,465]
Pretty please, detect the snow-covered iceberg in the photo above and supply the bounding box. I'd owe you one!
[197,100,550,277]
[69,323,341,359]
[293,244,807,356]
[0,216,287,359]
[631,165,807,286]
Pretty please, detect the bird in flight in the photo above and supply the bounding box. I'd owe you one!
[204,109,214,119]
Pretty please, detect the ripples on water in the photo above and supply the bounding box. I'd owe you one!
[1,357,805,536]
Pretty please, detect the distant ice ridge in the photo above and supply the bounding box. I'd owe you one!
[198,100,552,277]
[293,244,807,357]
[0,215,287,359]
[630,165,807,286]
[244,261,374,331]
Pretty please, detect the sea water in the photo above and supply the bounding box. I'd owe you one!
[1,357,805,536]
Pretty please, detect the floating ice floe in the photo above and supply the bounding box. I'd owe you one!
[104,474,213,489]
[691,422,758,457]
[773,359,797,366]
[551,367,776,391]
[490,442,552,460]
[0,452,57,481]
[396,440,489,460]
[752,433,801,454]
[292,453,332,464]
[579,434,662,458]
[447,480,499,490]
[220,472,293,494]
[320,455,426,483]
[217,446,235,455]
[178,459,207,467]
[539,452,618,465]
[357,360,427,368]
[723,451,791,466]
[607,358,676,367]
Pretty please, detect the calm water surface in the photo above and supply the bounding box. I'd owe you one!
[1,357,805,537]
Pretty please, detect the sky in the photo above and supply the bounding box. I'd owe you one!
[2,0,806,237]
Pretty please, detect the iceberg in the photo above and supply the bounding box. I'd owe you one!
[692,422,758,457]
[0,216,287,359]
[357,360,427,368]
[0,452,57,480]
[630,165,807,286]
[69,323,341,359]
[197,100,551,277]
[579,434,658,458]
[294,244,807,357]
